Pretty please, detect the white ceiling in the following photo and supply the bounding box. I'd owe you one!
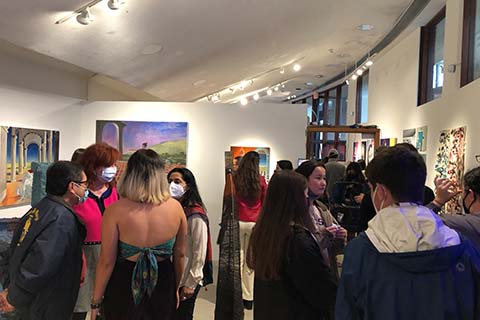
[0,0,414,103]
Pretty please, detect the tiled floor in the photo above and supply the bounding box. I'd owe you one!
[194,285,253,320]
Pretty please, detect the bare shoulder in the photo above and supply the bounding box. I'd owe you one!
[164,198,183,211]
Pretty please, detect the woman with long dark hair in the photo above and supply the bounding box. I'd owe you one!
[232,151,267,310]
[247,171,337,319]
[167,168,213,320]
[296,160,346,279]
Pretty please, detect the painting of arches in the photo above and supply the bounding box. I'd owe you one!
[96,120,188,173]
[0,126,59,209]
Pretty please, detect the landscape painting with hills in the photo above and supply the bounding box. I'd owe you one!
[96,120,188,172]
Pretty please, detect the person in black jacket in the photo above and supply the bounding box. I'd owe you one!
[1,161,87,320]
[247,170,337,320]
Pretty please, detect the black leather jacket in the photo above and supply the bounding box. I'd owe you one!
[6,196,85,320]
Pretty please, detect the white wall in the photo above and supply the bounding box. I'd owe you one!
[351,0,479,187]
[0,92,307,259]
[79,101,307,258]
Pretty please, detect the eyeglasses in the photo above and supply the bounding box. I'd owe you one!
[73,180,88,187]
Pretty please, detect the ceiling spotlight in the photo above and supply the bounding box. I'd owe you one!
[240,97,249,106]
[279,68,285,74]
[281,83,286,88]
[356,69,363,76]
[345,79,350,86]
[76,7,93,25]
[274,86,279,91]
[351,74,358,80]
[366,60,373,67]
[267,89,273,95]
[293,64,302,72]
[211,94,220,103]
[108,0,123,10]
[253,93,260,101]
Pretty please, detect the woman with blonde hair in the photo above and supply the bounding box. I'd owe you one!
[91,149,187,320]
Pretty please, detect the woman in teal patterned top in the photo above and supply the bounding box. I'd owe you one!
[91,149,187,320]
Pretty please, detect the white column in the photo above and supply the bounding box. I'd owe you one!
[41,131,47,162]
[18,141,24,175]
[48,131,53,162]
[0,127,8,202]
[10,128,17,181]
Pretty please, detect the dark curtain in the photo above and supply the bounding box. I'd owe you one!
[214,171,244,320]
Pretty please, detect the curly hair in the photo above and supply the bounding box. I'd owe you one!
[80,143,120,185]
[233,151,261,201]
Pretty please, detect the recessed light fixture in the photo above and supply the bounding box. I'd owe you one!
[366,60,373,67]
[141,44,163,55]
[305,82,314,86]
[293,64,302,72]
[253,93,260,101]
[267,89,273,95]
[279,68,285,74]
[356,69,363,76]
[358,24,374,31]
[274,86,280,91]
[351,74,358,80]
[240,97,249,106]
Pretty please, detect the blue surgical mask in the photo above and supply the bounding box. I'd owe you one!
[74,183,89,204]
[99,166,117,183]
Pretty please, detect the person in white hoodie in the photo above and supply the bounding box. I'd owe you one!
[336,146,480,320]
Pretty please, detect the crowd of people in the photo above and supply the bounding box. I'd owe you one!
[0,143,479,319]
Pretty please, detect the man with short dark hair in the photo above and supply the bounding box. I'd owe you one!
[2,161,87,319]
[336,146,480,319]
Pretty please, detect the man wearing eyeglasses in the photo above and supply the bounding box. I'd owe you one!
[0,161,87,320]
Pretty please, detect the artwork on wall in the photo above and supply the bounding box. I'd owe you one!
[353,142,362,162]
[434,126,466,214]
[230,146,270,177]
[416,126,428,152]
[0,126,59,209]
[380,138,398,147]
[96,120,188,173]
[402,128,416,145]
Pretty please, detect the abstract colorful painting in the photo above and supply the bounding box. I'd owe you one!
[434,126,466,214]
[0,126,59,209]
[96,121,188,172]
[380,138,398,147]
[230,146,270,177]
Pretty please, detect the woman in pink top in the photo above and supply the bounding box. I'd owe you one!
[233,151,267,310]
[71,143,120,320]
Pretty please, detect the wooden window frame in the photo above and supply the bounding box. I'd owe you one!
[418,7,446,106]
[461,0,478,86]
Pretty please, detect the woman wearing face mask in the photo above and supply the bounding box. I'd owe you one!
[296,160,347,279]
[71,143,120,320]
[167,168,213,320]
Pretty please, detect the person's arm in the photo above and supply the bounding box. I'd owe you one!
[429,177,461,214]
[91,206,119,320]
[173,205,187,303]
[285,230,337,312]
[180,217,207,298]
[7,215,76,307]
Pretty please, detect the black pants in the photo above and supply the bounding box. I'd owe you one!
[175,285,201,320]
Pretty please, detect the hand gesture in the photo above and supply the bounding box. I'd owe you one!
[433,176,461,206]
[0,290,14,313]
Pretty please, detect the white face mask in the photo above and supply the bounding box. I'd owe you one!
[170,181,185,199]
[372,186,385,214]
[99,166,117,183]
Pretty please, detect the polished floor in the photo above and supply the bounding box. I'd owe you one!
[194,285,253,320]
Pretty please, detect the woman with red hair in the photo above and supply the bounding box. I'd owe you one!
[72,143,121,320]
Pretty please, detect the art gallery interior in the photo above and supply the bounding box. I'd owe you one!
[1,0,480,318]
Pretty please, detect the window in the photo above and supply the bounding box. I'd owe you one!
[308,83,348,160]
[356,71,369,123]
[418,7,446,105]
[461,0,480,86]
